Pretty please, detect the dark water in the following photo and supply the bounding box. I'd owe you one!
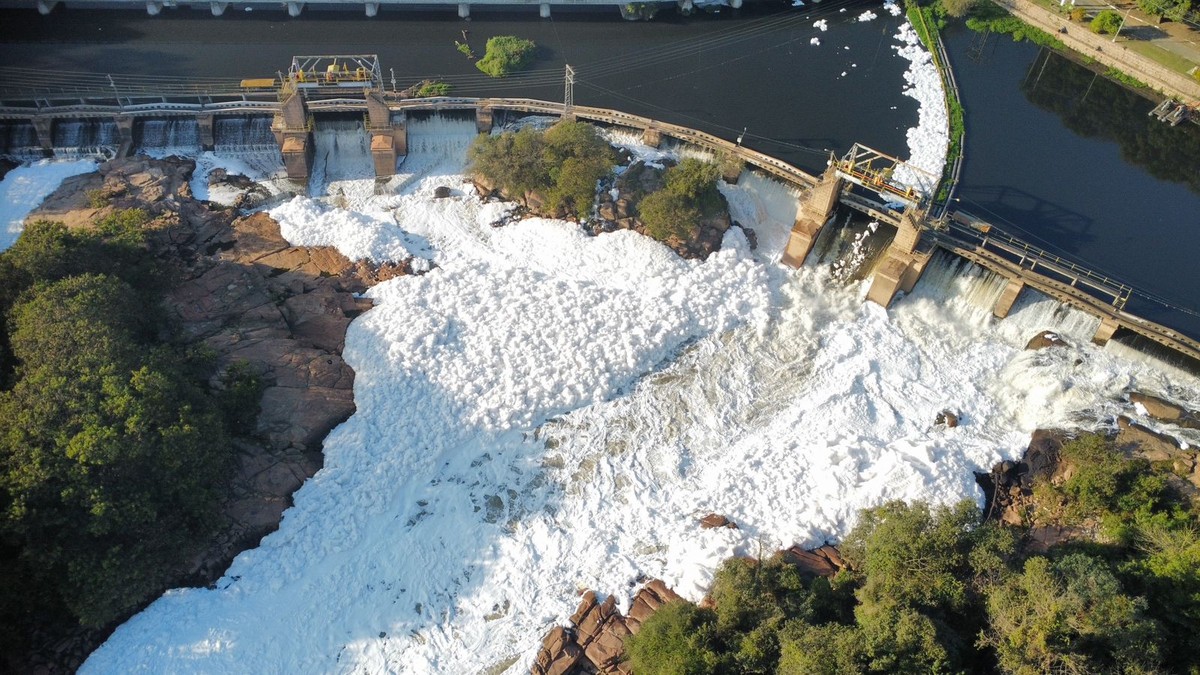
[1,4,1198,336]
[944,25,1200,337]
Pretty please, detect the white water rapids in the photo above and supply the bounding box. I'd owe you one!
[70,116,1199,674]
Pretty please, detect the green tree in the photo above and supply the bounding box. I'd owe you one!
[0,274,230,627]
[625,600,721,675]
[981,554,1161,674]
[940,0,978,19]
[1091,9,1124,35]
[475,36,537,77]
[638,159,723,245]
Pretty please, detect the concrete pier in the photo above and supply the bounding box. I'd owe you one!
[114,114,134,157]
[780,165,842,267]
[1093,316,1121,346]
[865,208,930,308]
[32,117,54,155]
[274,88,313,182]
[992,278,1025,319]
[197,113,215,151]
[641,125,662,148]
[475,107,493,133]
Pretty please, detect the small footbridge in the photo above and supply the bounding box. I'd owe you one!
[2,59,1198,364]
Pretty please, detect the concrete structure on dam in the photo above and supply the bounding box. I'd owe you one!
[20,0,729,18]
[2,58,1198,367]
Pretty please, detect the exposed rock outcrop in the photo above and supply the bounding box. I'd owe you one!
[1025,330,1070,350]
[935,410,959,428]
[699,513,738,529]
[1130,391,1200,430]
[532,580,683,675]
[28,155,416,579]
[780,544,846,578]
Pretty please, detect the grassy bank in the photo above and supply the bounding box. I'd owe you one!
[906,1,966,204]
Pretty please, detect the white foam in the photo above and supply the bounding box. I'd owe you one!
[0,159,97,252]
[857,10,879,21]
[81,118,1200,675]
[891,21,950,196]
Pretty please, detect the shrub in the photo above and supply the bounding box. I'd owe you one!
[1069,6,1086,20]
[625,601,721,675]
[467,121,615,217]
[412,80,451,97]
[638,159,722,245]
[981,554,1162,673]
[475,36,536,78]
[1138,0,1191,21]
[940,0,977,19]
[1091,9,1124,35]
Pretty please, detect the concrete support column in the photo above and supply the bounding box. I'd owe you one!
[209,1,226,15]
[393,114,408,156]
[36,0,58,14]
[371,134,397,179]
[893,207,924,254]
[365,1,379,16]
[780,166,842,268]
[458,3,470,18]
[641,125,662,148]
[992,278,1025,319]
[866,250,931,308]
[31,117,54,155]
[197,113,215,151]
[280,134,313,183]
[1092,316,1121,346]
[539,3,551,17]
[146,0,163,15]
[114,114,135,157]
[287,1,303,17]
[475,107,493,133]
[364,90,391,131]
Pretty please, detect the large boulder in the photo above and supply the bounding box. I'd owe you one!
[1130,391,1200,430]
[1025,330,1070,350]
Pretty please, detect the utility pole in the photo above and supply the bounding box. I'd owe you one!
[564,64,575,118]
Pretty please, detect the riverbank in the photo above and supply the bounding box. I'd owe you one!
[987,0,1200,102]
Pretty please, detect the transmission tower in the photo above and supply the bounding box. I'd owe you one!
[564,64,575,118]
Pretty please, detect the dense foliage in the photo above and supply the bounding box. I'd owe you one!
[467,121,617,217]
[625,436,1200,674]
[1136,0,1194,23]
[1091,9,1124,35]
[638,159,723,244]
[475,36,537,78]
[0,214,244,658]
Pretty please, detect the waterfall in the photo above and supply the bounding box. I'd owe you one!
[212,115,283,175]
[903,248,1102,346]
[309,117,373,197]
[50,120,118,159]
[134,118,200,153]
[810,209,896,283]
[0,122,43,160]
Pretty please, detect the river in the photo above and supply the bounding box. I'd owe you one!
[1,1,1198,338]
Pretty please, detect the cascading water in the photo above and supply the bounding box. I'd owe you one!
[134,118,200,154]
[212,116,284,175]
[50,120,117,159]
[810,210,896,283]
[0,122,43,160]
[310,117,373,198]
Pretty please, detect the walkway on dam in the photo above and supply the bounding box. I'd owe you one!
[2,83,1198,364]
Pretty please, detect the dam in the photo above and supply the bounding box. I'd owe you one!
[2,54,1198,367]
